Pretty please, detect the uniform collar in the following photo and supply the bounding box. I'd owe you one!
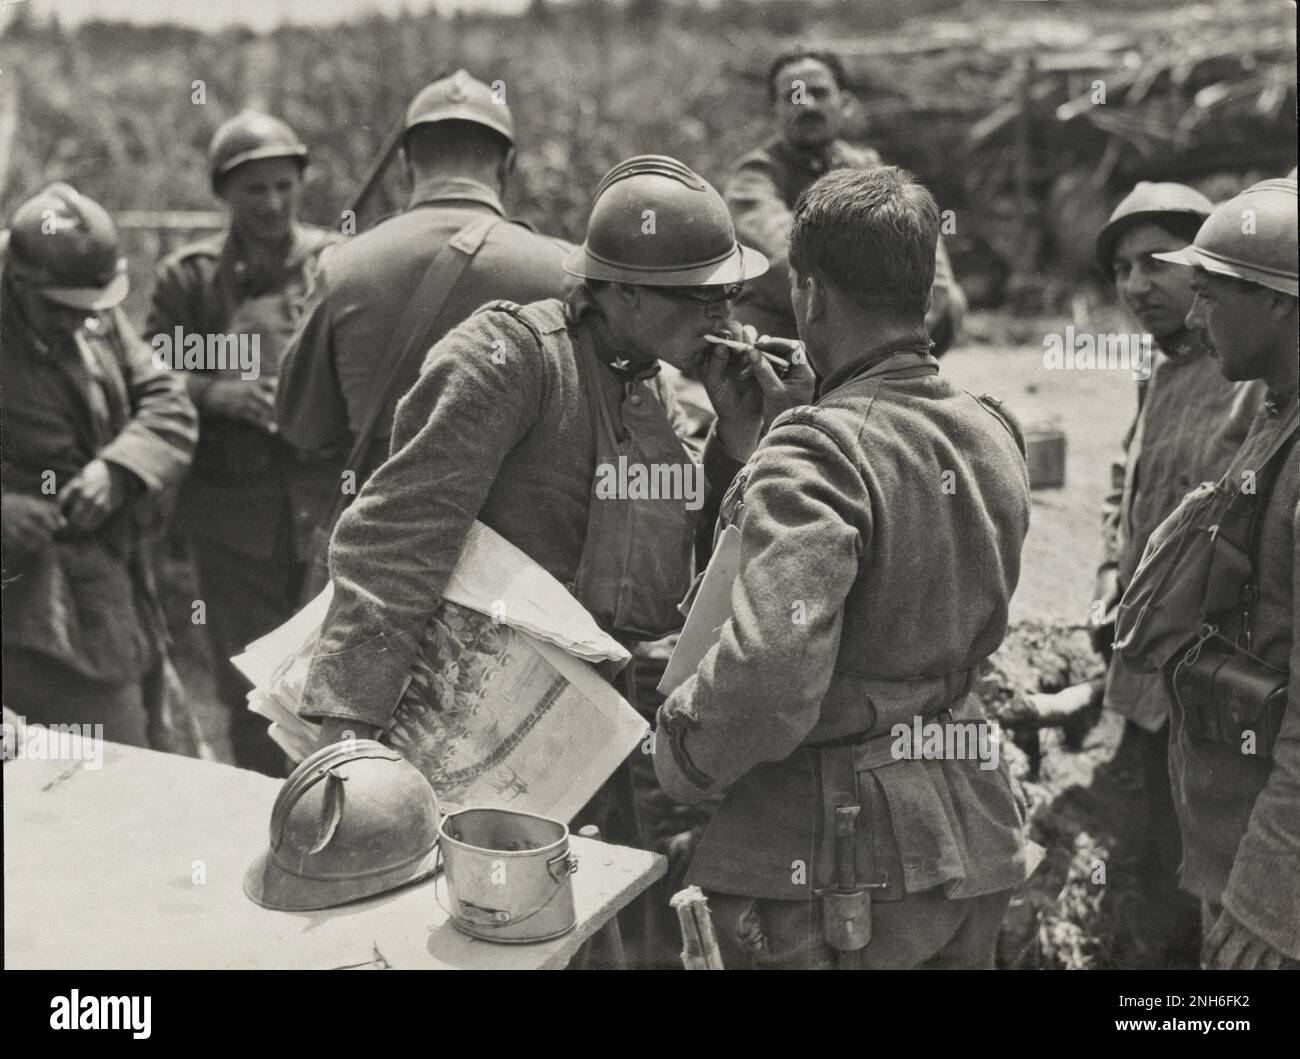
[1154,326,1211,363]
[219,222,318,284]
[565,286,661,385]
[407,175,507,216]
[769,137,869,178]
[819,336,937,394]
[1263,381,1299,418]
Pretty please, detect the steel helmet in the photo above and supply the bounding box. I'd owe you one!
[1095,181,1213,278]
[0,183,128,310]
[405,69,515,147]
[244,739,441,912]
[208,110,309,193]
[563,155,769,286]
[1153,178,1298,297]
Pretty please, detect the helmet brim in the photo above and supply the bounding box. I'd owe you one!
[215,145,309,182]
[561,242,769,287]
[1095,208,1208,277]
[243,841,441,912]
[40,268,130,311]
[1153,246,1300,297]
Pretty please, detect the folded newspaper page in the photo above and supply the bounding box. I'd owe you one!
[234,522,645,822]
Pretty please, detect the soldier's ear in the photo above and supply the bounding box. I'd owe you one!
[805,274,828,324]
[498,147,517,189]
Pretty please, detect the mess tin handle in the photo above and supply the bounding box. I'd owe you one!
[548,852,579,881]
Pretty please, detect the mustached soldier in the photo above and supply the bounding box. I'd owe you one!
[654,167,1031,969]
[300,156,813,847]
[725,47,965,354]
[1,185,197,747]
[147,111,341,775]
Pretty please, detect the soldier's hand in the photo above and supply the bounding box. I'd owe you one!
[316,717,381,751]
[201,378,277,431]
[1,494,66,554]
[1201,908,1286,970]
[703,323,763,459]
[751,335,815,422]
[59,459,133,533]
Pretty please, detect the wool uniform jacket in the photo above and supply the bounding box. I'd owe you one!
[300,296,742,731]
[147,222,341,562]
[1165,388,1300,959]
[1100,332,1264,730]
[1,293,197,682]
[275,177,574,482]
[653,347,1032,902]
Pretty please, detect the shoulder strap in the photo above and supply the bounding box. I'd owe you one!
[330,213,501,509]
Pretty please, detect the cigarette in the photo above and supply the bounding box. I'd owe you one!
[704,334,792,375]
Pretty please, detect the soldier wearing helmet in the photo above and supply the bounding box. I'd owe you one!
[1089,182,1265,965]
[146,110,341,775]
[1,184,197,747]
[276,69,574,514]
[299,156,813,851]
[652,166,1029,970]
[723,47,966,355]
[1129,178,1299,969]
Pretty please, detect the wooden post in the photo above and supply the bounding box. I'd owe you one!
[671,885,724,970]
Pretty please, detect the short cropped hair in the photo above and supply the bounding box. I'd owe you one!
[767,47,849,104]
[404,119,511,170]
[788,166,938,317]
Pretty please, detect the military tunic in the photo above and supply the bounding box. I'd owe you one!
[1165,388,1300,960]
[653,345,1031,966]
[1,289,197,745]
[146,222,339,772]
[276,177,574,480]
[1100,331,1264,730]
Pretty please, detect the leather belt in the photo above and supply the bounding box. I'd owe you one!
[785,693,987,775]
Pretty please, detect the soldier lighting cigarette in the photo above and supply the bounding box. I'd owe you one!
[704,332,794,377]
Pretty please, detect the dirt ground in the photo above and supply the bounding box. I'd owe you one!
[942,309,1139,626]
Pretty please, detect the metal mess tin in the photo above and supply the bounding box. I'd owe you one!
[1024,426,1067,490]
[438,807,579,943]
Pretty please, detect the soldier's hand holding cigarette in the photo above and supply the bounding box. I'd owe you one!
[704,327,815,454]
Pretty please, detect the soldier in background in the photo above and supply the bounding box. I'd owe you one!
[1143,178,1299,968]
[147,112,340,775]
[2,184,197,747]
[277,70,574,498]
[1088,182,1264,965]
[725,47,966,354]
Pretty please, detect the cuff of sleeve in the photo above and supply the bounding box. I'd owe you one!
[300,632,411,730]
[652,699,715,805]
[703,425,745,489]
[1222,855,1300,961]
[97,447,163,494]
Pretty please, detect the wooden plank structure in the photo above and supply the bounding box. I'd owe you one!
[4,742,665,970]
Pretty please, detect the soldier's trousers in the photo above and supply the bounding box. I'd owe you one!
[705,885,1013,970]
[190,536,301,777]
